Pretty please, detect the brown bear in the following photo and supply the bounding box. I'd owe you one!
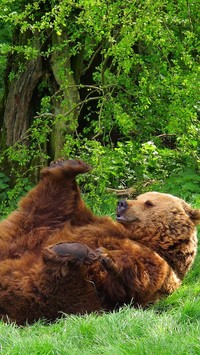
[0,159,199,325]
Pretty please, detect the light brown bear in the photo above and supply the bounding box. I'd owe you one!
[0,159,199,325]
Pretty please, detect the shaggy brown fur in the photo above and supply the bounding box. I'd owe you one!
[0,159,199,325]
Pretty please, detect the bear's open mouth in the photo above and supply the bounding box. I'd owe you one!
[116,214,139,223]
[116,214,127,222]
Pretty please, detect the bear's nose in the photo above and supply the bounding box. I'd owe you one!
[117,200,128,212]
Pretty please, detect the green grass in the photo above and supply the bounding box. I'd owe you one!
[0,302,199,355]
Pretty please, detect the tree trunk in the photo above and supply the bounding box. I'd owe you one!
[0,26,83,177]
[50,33,80,159]
[3,57,43,146]
[1,39,81,167]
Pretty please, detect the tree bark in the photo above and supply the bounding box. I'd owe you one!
[50,33,80,159]
[3,57,43,146]
[0,29,83,170]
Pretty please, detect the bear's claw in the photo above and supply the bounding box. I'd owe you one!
[96,247,119,274]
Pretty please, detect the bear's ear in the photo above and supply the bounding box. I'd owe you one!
[182,202,200,225]
[188,208,200,225]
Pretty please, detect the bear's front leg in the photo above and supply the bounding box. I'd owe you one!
[93,247,171,309]
[89,247,140,308]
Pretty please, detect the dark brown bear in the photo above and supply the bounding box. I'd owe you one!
[0,160,199,325]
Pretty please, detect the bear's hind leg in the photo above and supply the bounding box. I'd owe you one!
[43,242,98,272]
[29,241,102,319]
[18,159,94,230]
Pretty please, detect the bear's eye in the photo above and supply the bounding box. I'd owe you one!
[145,200,154,207]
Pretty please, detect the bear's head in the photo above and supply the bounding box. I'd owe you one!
[116,192,200,278]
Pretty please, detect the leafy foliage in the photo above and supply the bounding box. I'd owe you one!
[0,171,33,217]
[0,0,200,211]
[152,168,200,205]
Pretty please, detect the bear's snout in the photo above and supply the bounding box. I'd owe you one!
[116,200,128,221]
[117,200,128,212]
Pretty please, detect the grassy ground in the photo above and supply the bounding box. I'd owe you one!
[0,197,199,354]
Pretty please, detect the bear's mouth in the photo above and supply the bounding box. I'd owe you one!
[116,213,139,224]
[116,214,127,222]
